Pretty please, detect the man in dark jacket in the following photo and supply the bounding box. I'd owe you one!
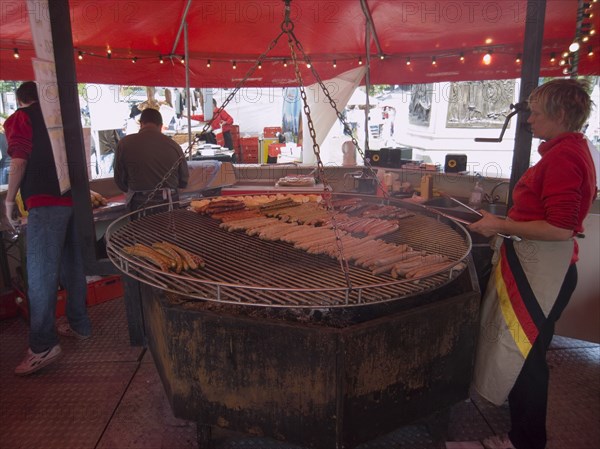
[114,108,189,213]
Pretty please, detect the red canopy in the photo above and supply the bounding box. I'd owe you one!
[1,0,598,87]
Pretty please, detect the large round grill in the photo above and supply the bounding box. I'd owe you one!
[105,195,472,308]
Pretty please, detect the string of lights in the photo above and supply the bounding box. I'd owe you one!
[2,43,596,69]
[563,0,597,76]
[2,0,596,72]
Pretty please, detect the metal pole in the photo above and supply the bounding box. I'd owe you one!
[360,0,383,56]
[47,0,97,270]
[170,0,193,56]
[508,0,546,208]
[364,21,371,152]
[184,21,192,159]
[570,0,585,78]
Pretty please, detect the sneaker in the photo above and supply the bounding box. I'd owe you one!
[482,434,517,449]
[14,345,62,376]
[57,322,91,340]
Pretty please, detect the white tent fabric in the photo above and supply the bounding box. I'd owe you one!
[301,67,366,165]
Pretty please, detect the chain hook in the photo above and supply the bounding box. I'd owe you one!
[281,0,294,32]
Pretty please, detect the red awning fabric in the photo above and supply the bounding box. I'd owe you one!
[1,0,598,87]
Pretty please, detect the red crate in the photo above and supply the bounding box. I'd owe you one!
[12,275,122,321]
[0,289,19,320]
[240,136,259,143]
[242,149,259,163]
[87,275,124,306]
[240,136,259,163]
[15,288,67,321]
[263,126,282,138]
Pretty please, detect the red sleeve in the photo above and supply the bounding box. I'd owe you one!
[540,151,587,231]
[4,110,33,160]
[190,114,204,121]
[219,109,234,125]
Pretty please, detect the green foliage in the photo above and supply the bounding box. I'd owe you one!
[0,81,19,95]
[368,85,393,96]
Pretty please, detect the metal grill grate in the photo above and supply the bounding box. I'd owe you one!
[105,196,471,308]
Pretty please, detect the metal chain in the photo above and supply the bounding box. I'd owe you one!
[199,30,286,137]
[136,0,394,296]
[138,28,288,214]
[288,28,390,200]
[136,136,199,214]
[285,20,353,292]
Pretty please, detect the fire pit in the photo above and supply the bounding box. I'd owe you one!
[106,194,480,448]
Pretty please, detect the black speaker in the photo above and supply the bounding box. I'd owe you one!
[444,154,467,173]
[384,147,413,167]
[365,147,413,168]
[365,149,383,166]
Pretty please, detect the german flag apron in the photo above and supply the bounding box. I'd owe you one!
[473,236,574,405]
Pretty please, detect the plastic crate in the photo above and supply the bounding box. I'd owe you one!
[242,151,259,163]
[263,126,282,138]
[87,275,124,306]
[0,289,19,320]
[15,287,67,320]
[13,275,123,321]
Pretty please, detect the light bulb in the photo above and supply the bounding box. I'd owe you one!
[569,41,580,53]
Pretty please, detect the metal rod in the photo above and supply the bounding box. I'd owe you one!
[447,196,483,217]
[508,0,546,208]
[170,0,193,56]
[571,0,585,77]
[364,18,371,152]
[48,0,97,270]
[184,21,192,157]
[360,0,383,56]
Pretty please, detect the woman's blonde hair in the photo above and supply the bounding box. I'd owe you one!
[528,78,593,132]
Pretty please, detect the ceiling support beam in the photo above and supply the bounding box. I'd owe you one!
[363,20,371,152]
[170,0,193,57]
[359,0,383,57]
[508,0,547,207]
[48,0,98,271]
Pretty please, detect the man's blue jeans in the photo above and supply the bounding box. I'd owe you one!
[26,206,91,352]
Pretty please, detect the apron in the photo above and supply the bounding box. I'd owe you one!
[472,235,574,405]
[126,187,176,212]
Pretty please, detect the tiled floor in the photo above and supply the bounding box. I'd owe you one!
[0,298,598,449]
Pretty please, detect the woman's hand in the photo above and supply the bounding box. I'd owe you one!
[468,210,505,237]
[469,211,573,241]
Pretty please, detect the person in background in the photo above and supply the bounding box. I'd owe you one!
[3,81,92,376]
[468,79,596,449]
[191,98,235,150]
[0,118,9,184]
[114,108,189,213]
